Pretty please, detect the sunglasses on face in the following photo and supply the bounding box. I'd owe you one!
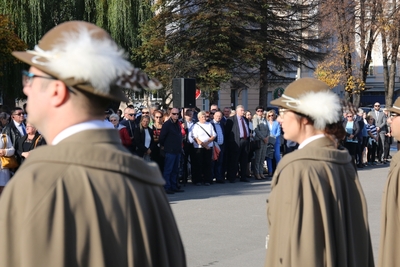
[128,113,136,116]
[171,113,179,115]
[142,112,149,114]
[13,113,24,116]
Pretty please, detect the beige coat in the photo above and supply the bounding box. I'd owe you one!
[0,129,186,267]
[378,151,400,267]
[265,137,374,267]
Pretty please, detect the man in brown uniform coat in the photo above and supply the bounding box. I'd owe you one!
[379,97,400,267]
[0,21,186,267]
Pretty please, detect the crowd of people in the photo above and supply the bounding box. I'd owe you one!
[2,19,400,267]
[0,107,46,194]
[98,102,292,194]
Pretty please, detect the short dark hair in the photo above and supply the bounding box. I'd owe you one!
[255,105,264,111]
[11,107,23,115]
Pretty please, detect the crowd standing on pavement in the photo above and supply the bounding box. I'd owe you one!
[1,21,400,267]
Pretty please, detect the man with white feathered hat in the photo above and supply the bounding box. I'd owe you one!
[0,21,186,267]
[264,78,374,267]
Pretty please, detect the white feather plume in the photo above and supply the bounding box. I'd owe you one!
[32,26,133,94]
[296,91,341,130]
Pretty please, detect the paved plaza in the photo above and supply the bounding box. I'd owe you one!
[168,156,393,267]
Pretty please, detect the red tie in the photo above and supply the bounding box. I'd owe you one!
[241,117,247,139]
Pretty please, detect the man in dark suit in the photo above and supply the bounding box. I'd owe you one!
[225,105,250,183]
[370,102,387,163]
[2,107,26,147]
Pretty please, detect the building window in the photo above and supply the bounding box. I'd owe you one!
[150,91,162,101]
[368,65,374,76]
[133,91,145,100]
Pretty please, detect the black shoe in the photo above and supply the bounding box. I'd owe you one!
[240,178,250,182]
[165,189,175,194]
[173,188,185,192]
[357,164,364,168]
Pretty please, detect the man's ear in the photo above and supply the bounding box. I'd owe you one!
[49,81,70,107]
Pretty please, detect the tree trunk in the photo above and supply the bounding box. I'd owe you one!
[259,58,268,108]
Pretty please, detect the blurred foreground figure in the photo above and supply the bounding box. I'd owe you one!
[264,78,374,267]
[0,21,185,267]
[378,97,400,267]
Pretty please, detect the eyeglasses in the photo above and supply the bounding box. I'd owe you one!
[210,112,215,115]
[155,116,162,119]
[171,113,179,115]
[22,70,56,87]
[142,112,149,114]
[13,113,24,116]
[268,115,273,117]
[128,113,136,116]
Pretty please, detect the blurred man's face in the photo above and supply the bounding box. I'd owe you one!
[214,112,222,122]
[223,108,231,117]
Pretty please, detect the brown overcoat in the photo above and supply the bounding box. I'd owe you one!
[0,129,186,267]
[265,137,374,267]
[378,151,400,267]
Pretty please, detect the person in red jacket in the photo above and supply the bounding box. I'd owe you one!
[109,113,131,149]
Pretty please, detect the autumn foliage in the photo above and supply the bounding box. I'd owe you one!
[0,15,27,77]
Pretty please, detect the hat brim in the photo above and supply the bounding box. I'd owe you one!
[388,106,400,114]
[270,97,300,114]
[12,51,128,103]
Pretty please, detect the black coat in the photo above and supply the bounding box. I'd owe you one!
[159,119,183,154]
[134,126,154,157]
[15,132,46,164]
[2,121,24,147]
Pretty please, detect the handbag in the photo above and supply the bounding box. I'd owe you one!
[213,142,221,161]
[1,134,19,169]
[251,139,261,150]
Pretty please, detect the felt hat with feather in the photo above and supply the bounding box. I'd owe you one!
[12,21,162,102]
[271,77,342,130]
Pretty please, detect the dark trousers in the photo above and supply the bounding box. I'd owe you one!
[384,135,391,160]
[227,139,249,182]
[183,142,194,181]
[211,144,225,181]
[192,148,213,184]
[368,141,377,163]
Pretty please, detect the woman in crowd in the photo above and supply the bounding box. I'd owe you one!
[109,113,131,149]
[190,111,216,186]
[0,133,15,196]
[265,78,374,267]
[265,109,281,176]
[366,115,378,165]
[252,106,270,180]
[342,111,360,163]
[152,110,165,170]
[0,112,10,132]
[134,115,154,161]
[15,122,46,165]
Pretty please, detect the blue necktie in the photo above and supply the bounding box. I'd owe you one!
[21,124,26,135]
